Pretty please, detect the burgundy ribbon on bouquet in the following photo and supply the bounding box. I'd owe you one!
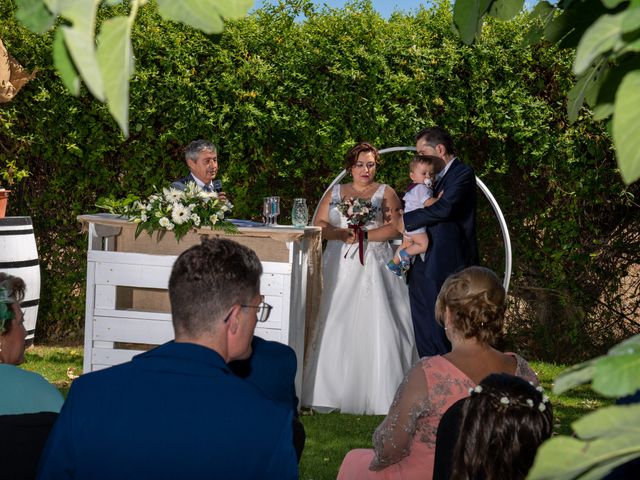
[343,224,366,265]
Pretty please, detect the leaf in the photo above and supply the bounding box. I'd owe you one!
[15,0,55,34]
[608,333,640,356]
[573,13,625,75]
[488,0,524,21]
[567,58,608,122]
[452,0,493,45]
[528,406,640,480]
[208,0,254,19]
[573,403,640,439]
[553,358,597,394]
[545,2,610,49]
[97,16,134,137]
[522,1,555,45]
[52,28,80,96]
[622,6,640,33]
[603,0,630,8]
[593,54,640,119]
[592,103,614,120]
[62,26,104,101]
[58,0,104,101]
[592,353,640,397]
[157,0,253,35]
[613,69,640,184]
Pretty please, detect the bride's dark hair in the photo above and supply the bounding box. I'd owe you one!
[344,142,380,171]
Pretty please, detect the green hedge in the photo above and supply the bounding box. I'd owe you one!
[1,0,638,361]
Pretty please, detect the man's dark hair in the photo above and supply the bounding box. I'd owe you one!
[415,126,455,155]
[168,238,262,337]
[185,139,217,163]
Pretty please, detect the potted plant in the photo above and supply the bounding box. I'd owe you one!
[0,158,29,218]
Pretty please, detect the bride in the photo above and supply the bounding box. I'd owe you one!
[302,142,417,415]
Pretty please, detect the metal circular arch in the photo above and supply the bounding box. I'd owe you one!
[311,146,513,293]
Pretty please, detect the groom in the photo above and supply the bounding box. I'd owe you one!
[403,126,479,357]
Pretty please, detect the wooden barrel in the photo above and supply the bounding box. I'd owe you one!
[0,216,40,346]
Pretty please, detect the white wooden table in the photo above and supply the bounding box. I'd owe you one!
[78,214,322,396]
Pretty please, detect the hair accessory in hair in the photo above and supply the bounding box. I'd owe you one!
[0,284,16,334]
[469,381,551,412]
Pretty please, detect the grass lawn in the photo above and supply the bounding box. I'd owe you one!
[23,347,611,480]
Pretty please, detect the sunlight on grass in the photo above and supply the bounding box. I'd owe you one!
[17,347,613,479]
[21,345,84,397]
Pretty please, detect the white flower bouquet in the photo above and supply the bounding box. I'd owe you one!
[97,182,237,241]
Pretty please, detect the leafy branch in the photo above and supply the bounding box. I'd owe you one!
[452,0,640,184]
[14,0,253,137]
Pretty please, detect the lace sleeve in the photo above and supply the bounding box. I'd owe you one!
[369,361,430,470]
[515,355,539,386]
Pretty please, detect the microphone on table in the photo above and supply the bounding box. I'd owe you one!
[212,180,223,193]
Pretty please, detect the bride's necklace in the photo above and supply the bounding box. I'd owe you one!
[351,183,375,196]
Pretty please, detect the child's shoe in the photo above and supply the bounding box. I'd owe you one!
[397,249,411,270]
[386,260,403,276]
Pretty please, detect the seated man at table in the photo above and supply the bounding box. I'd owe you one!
[172,139,227,200]
[38,238,298,480]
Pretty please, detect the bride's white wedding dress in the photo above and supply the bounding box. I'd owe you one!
[302,184,417,415]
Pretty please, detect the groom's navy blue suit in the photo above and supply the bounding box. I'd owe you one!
[403,158,478,357]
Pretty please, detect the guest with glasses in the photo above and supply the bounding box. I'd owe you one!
[39,238,298,480]
[172,139,228,201]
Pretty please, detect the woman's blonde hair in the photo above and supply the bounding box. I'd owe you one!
[435,266,506,344]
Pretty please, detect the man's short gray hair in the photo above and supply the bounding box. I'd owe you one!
[185,139,217,162]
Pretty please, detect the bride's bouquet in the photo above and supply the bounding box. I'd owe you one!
[336,197,377,265]
[336,197,377,227]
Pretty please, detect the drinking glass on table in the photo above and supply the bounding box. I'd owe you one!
[292,198,309,228]
[270,196,281,225]
[263,197,272,225]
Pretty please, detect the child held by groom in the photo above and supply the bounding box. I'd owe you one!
[387,154,444,276]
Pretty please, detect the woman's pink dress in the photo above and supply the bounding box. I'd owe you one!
[336,354,538,480]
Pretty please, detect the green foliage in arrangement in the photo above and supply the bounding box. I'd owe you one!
[1,0,638,358]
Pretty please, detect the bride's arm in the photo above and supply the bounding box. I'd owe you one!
[366,186,403,242]
[313,189,355,243]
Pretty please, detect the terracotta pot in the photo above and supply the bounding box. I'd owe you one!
[0,190,10,218]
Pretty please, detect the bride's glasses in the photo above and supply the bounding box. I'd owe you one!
[353,162,376,170]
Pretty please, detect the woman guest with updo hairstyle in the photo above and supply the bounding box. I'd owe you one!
[337,266,539,480]
[433,373,553,480]
[0,273,64,479]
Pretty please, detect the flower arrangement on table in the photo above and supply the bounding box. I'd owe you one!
[336,197,377,265]
[96,182,237,241]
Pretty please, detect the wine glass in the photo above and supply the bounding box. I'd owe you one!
[270,196,281,225]
[263,197,272,225]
